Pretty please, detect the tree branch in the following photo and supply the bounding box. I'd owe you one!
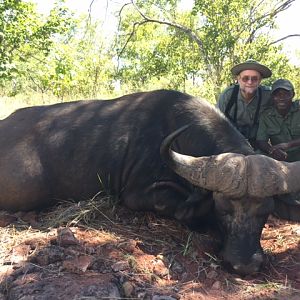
[269,34,300,45]
[239,0,294,44]
[117,0,214,77]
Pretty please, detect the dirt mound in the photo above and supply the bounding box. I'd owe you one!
[0,198,299,299]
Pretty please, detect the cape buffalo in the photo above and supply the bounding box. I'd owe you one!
[0,89,299,275]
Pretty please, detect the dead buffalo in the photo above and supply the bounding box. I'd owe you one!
[0,89,299,275]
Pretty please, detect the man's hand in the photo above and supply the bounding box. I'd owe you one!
[269,147,288,161]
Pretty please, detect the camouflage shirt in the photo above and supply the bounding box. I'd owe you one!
[256,100,300,162]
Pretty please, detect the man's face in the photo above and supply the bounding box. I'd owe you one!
[272,88,294,113]
[237,70,262,96]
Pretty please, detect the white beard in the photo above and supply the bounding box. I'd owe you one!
[241,86,257,95]
[240,86,257,100]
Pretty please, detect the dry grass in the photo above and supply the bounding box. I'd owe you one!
[0,92,77,120]
[39,192,118,228]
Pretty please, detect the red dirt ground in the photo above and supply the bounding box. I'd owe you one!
[0,200,299,300]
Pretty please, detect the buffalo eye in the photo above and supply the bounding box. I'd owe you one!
[213,192,234,216]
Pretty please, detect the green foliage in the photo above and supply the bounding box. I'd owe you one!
[1,0,300,105]
[117,0,298,102]
[0,0,36,77]
[189,0,293,97]
[0,3,117,100]
[0,0,74,79]
[116,4,204,96]
[22,18,116,99]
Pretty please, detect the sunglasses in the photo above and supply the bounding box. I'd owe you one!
[240,76,260,83]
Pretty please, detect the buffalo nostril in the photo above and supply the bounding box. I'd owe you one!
[252,252,264,264]
[232,253,263,275]
[233,264,241,271]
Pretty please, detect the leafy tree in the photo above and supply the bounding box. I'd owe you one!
[0,0,74,80]
[2,0,299,103]
[16,16,117,100]
[116,0,298,101]
[0,2,117,100]
[68,19,117,98]
[116,2,204,95]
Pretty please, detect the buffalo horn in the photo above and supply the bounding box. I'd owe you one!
[160,126,248,197]
[160,126,300,198]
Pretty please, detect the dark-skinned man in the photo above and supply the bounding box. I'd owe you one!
[256,79,300,162]
[256,78,300,221]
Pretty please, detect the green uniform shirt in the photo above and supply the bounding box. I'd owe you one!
[256,100,300,162]
[216,85,272,139]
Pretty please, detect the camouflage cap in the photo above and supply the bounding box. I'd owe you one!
[231,59,272,78]
[271,79,294,94]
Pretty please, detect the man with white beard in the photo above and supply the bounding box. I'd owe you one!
[217,59,272,149]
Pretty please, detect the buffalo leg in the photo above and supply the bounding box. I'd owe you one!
[122,182,214,227]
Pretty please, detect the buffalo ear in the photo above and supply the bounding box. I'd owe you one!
[272,194,300,222]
